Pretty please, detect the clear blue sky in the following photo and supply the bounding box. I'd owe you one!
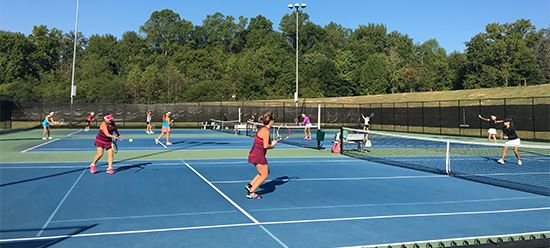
[1,0,548,52]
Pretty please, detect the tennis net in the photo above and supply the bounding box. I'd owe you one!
[207,119,242,135]
[340,127,550,196]
[246,121,322,149]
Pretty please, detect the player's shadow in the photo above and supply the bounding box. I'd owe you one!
[257,176,298,195]
[0,224,97,248]
[171,140,231,147]
[0,138,44,141]
[112,162,152,173]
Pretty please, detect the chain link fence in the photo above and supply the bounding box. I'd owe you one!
[4,97,549,140]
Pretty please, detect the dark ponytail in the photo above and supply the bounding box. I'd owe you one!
[260,111,274,125]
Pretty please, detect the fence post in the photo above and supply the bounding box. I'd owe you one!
[380,103,383,130]
[197,102,201,127]
[393,102,396,131]
[406,102,409,132]
[532,97,536,140]
[457,100,461,136]
[358,104,362,126]
[439,101,442,134]
[479,99,482,137]
[420,101,430,133]
[123,104,126,128]
[283,102,286,124]
[341,103,344,126]
[503,98,507,118]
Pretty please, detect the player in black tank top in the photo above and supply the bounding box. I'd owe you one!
[497,119,522,166]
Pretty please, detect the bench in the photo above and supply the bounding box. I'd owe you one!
[336,131,372,150]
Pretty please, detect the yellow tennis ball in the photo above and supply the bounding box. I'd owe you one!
[129,139,133,143]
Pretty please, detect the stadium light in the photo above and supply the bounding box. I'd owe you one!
[288,3,307,107]
[69,0,80,126]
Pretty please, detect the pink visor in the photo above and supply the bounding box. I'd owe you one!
[104,115,114,121]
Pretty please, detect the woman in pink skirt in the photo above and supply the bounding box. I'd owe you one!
[89,115,120,174]
[245,112,278,199]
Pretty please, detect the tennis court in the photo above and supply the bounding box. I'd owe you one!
[1,128,549,247]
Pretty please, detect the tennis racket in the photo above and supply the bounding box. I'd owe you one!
[55,118,65,126]
[111,136,135,153]
[293,118,299,125]
[276,125,291,141]
[369,112,375,118]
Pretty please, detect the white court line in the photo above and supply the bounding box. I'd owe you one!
[257,206,550,226]
[2,207,549,243]
[20,129,83,153]
[0,157,345,164]
[36,168,86,236]
[341,230,550,248]
[1,222,256,243]
[181,160,288,248]
[66,129,83,137]
[211,171,550,184]
[249,196,547,213]
[212,175,447,184]
[21,138,60,153]
[189,159,358,165]
[51,210,238,223]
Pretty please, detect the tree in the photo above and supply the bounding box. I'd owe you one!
[464,19,543,88]
[140,9,193,56]
[359,53,390,95]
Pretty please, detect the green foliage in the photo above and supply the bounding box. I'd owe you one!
[0,14,547,103]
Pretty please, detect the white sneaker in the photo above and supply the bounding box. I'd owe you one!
[146,130,149,134]
[48,137,52,140]
[166,142,172,145]
[497,159,505,164]
[42,137,47,140]
[155,139,159,144]
[518,160,522,166]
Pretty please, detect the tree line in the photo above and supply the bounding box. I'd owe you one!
[1,9,548,103]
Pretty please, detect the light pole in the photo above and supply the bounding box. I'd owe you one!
[288,3,306,108]
[70,0,80,126]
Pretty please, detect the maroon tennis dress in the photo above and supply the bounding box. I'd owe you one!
[248,127,269,165]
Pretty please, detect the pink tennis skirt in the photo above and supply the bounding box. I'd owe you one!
[95,139,112,150]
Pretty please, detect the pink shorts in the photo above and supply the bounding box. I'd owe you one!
[95,140,112,150]
[162,127,171,133]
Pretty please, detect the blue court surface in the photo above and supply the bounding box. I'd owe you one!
[1,155,549,247]
[26,129,335,152]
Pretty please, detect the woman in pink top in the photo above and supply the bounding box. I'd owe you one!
[300,113,312,140]
[89,115,121,174]
[246,112,278,199]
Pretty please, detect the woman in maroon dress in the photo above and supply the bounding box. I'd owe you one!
[245,112,278,199]
[89,115,121,175]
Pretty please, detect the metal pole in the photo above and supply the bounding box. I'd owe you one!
[295,9,299,108]
[70,0,80,127]
[532,97,536,140]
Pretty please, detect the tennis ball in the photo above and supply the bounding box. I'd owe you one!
[129,138,133,143]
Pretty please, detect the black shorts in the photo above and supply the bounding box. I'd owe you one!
[86,121,91,125]
[146,121,151,125]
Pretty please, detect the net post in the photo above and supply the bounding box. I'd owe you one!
[317,104,321,130]
[339,126,344,155]
[445,140,451,175]
[238,107,242,123]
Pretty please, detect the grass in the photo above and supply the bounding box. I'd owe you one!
[255,84,550,105]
